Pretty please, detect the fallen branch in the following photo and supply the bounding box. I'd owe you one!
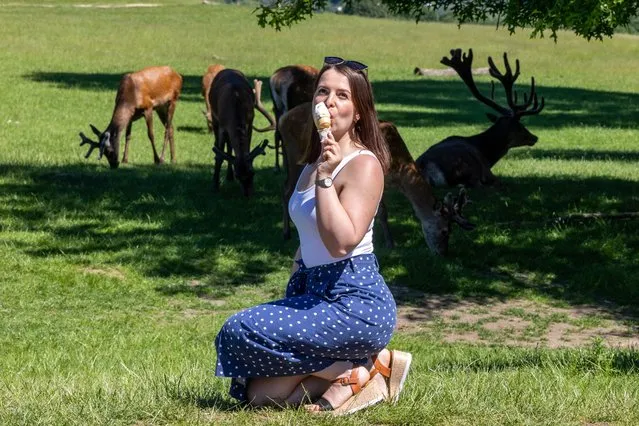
[554,212,639,223]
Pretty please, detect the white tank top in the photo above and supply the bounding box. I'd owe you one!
[288,149,379,268]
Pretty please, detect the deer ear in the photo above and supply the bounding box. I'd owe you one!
[486,113,498,123]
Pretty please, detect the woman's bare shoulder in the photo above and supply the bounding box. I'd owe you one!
[340,153,383,183]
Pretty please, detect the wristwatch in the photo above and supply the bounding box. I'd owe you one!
[316,176,333,188]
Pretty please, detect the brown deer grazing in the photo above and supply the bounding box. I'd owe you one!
[209,68,276,197]
[79,66,183,169]
[278,102,474,255]
[415,48,545,187]
[269,65,319,171]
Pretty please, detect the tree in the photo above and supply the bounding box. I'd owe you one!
[255,0,639,40]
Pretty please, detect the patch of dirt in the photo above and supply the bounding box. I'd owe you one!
[81,267,125,280]
[392,286,639,349]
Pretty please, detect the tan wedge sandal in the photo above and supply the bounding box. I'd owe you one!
[370,350,412,403]
[307,367,385,416]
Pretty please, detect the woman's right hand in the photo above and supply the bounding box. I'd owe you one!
[316,131,342,179]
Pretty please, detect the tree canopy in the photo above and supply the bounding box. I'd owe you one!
[255,0,639,40]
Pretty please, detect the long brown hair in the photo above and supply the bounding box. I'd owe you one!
[300,64,390,173]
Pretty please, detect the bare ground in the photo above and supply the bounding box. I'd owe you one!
[391,285,639,348]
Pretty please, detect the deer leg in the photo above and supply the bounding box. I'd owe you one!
[156,106,169,163]
[225,138,234,182]
[375,199,395,249]
[274,128,281,172]
[481,167,501,188]
[212,125,223,192]
[122,121,133,163]
[144,109,162,164]
[161,101,177,164]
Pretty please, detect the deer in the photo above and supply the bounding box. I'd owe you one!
[201,64,227,133]
[278,102,475,255]
[269,65,319,171]
[415,48,545,188]
[208,68,276,197]
[79,66,183,169]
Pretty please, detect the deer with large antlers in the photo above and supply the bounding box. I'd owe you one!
[269,64,319,171]
[79,66,183,169]
[208,68,276,197]
[279,102,475,255]
[416,48,545,187]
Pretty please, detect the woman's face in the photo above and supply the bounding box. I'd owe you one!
[313,68,357,141]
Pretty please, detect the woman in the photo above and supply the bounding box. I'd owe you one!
[215,57,411,414]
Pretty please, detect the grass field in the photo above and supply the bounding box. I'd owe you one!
[1,2,638,425]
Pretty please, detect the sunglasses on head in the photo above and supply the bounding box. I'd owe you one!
[324,56,368,74]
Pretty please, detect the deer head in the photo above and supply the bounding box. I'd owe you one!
[442,48,545,148]
[423,187,475,255]
[79,124,119,169]
[212,139,269,197]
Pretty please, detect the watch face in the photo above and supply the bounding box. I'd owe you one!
[318,177,333,188]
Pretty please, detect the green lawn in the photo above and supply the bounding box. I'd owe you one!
[1,2,638,425]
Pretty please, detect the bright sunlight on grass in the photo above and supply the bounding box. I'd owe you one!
[1,1,638,425]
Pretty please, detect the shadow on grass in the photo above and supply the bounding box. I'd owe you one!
[1,162,638,307]
[25,72,639,130]
[507,148,639,162]
[429,343,639,374]
[25,71,273,104]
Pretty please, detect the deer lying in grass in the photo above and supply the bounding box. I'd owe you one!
[269,64,319,171]
[416,48,545,187]
[278,102,474,255]
[208,68,276,197]
[79,66,183,168]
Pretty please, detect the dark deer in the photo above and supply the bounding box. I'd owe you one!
[202,64,226,133]
[269,65,319,171]
[278,102,474,255]
[209,69,276,197]
[79,66,183,169]
[415,48,545,187]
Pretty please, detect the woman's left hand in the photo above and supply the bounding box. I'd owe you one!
[316,132,342,178]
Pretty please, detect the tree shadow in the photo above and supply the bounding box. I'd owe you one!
[1,162,295,299]
[507,148,639,162]
[428,344,639,374]
[25,71,274,104]
[24,71,639,130]
[2,156,638,309]
[373,78,639,129]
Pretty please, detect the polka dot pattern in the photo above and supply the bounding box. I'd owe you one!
[214,254,397,402]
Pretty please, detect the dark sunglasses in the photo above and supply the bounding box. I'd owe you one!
[324,56,368,74]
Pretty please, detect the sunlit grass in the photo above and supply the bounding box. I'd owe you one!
[1,1,638,425]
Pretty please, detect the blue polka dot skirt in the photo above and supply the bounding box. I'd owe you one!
[214,254,397,402]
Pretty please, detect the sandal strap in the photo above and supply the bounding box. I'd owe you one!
[370,353,392,379]
[333,368,362,395]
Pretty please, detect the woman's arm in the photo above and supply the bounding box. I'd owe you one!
[315,155,383,257]
[290,246,302,276]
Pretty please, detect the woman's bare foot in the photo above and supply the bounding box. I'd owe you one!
[305,366,370,412]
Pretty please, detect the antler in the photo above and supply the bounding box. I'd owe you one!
[79,131,100,159]
[212,145,235,162]
[443,49,545,118]
[213,139,269,163]
[443,187,475,231]
[487,53,545,117]
[441,48,510,116]
[253,79,276,132]
[249,139,269,161]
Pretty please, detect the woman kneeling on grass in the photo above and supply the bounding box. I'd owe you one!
[215,57,411,415]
